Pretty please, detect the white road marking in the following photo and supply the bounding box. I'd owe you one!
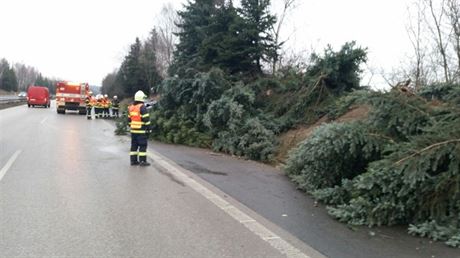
[0,150,21,182]
[101,118,323,257]
[147,151,314,258]
[101,120,112,126]
[40,117,48,124]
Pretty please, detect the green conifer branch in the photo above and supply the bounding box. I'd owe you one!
[395,139,460,165]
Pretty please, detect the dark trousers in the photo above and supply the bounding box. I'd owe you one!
[95,108,102,118]
[112,108,119,117]
[130,134,148,163]
[86,106,92,119]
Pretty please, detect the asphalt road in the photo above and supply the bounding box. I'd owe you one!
[0,102,319,257]
[150,142,460,258]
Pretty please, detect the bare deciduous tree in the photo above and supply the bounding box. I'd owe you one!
[154,3,179,77]
[277,47,310,73]
[14,63,39,91]
[425,0,451,82]
[446,0,460,79]
[101,70,121,96]
[406,0,429,89]
[381,64,412,89]
[141,29,162,93]
[271,0,298,75]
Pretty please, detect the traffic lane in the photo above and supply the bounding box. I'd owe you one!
[149,142,460,258]
[0,103,52,173]
[0,113,285,257]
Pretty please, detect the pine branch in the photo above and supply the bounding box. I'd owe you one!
[391,94,432,118]
[368,133,396,143]
[395,139,460,165]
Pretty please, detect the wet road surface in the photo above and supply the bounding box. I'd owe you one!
[0,102,318,257]
[149,141,460,258]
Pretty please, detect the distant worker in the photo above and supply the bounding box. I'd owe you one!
[112,95,120,118]
[95,94,103,119]
[128,90,151,166]
[85,91,93,120]
[106,95,112,118]
[102,94,110,118]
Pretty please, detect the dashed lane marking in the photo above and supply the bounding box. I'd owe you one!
[0,150,21,182]
[147,150,315,258]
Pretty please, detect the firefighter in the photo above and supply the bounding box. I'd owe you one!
[102,94,109,118]
[111,95,120,118]
[95,94,103,118]
[85,91,93,120]
[128,90,151,166]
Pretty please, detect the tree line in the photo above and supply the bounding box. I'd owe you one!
[113,0,368,158]
[0,58,58,94]
[391,0,460,88]
[101,0,291,98]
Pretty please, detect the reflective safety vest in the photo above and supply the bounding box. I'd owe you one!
[102,98,109,108]
[95,99,103,108]
[128,103,150,134]
[90,96,97,106]
[85,96,92,107]
[112,99,120,109]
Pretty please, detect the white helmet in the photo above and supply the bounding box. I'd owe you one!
[134,90,147,102]
[113,95,118,99]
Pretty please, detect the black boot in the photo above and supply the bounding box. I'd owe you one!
[139,161,150,166]
[139,156,150,166]
[130,155,139,166]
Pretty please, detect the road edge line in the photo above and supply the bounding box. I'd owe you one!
[147,150,318,258]
[0,150,22,182]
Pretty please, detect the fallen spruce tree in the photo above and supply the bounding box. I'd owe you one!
[285,84,460,247]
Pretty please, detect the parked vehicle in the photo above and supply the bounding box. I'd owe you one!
[55,81,89,114]
[18,91,27,98]
[27,86,50,108]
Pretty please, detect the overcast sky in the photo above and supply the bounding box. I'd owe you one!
[0,0,414,87]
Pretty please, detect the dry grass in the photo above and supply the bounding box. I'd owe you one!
[275,105,370,165]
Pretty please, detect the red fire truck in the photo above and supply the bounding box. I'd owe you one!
[55,81,89,114]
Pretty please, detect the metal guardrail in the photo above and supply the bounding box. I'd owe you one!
[0,96,20,100]
[0,96,26,106]
[0,99,24,103]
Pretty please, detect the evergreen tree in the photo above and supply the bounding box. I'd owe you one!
[0,59,9,81]
[34,74,57,94]
[307,41,368,94]
[35,74,46,86]
[170,0,216,76]
[0,63,18,92]
[118,38,149,98]
[238,0,277,74]
[199,1,254,75]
